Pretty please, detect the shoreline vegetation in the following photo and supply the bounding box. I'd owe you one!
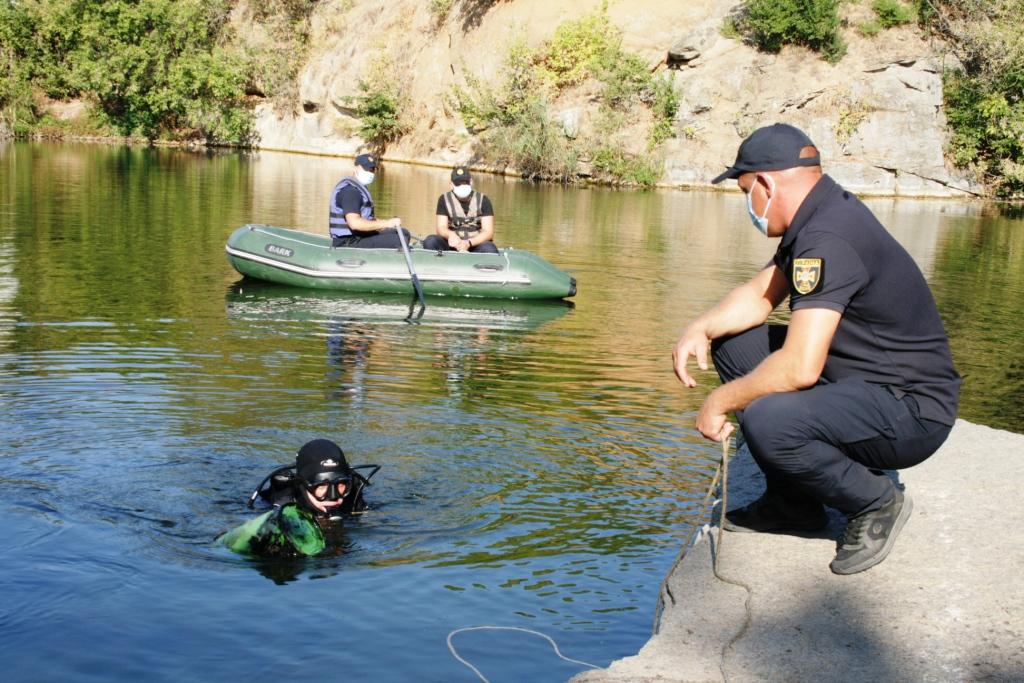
[1,0,1021,198]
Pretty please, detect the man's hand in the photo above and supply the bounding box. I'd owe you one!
[697,391,735,442]
[384,217,402,229]
[673,325,711,388]
[455,239,471,253]
[448,233,463,249]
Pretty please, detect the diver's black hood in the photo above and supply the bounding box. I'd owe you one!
[295,439,352,484]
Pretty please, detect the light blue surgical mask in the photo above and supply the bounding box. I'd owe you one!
[356,169,375,186]
[746,176,774,235]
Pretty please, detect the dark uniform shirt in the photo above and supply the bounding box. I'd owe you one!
[772,175,960,425]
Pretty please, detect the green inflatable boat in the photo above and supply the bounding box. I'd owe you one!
[225,224,577,300]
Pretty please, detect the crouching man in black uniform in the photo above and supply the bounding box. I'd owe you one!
[673,123,960,575]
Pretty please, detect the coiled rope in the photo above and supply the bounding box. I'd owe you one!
[446,626,599,683]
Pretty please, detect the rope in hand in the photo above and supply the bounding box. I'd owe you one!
[652,434,754,683]
[446,626,600,683]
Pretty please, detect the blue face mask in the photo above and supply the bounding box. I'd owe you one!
[746,176,774,235]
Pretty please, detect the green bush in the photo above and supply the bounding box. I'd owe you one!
[738,0,847,63]
[450,39,538,131]
[857,20,882,37]
[483,98,579,181]
[429,0,455,24]
[928,0,1024,197]
[537,6,615,88]
[348,87,405,152]
[590,146,660,186]
[872,0,916,28]
[0,0,257,143]
[451,5,674,183]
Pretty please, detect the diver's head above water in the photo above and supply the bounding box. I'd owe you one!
[295,439,354,517]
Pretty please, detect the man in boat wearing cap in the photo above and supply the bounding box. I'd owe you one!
[220,439,379,557]
[673,123,960,575]
[329,153,412,249]
[424,166,499,254]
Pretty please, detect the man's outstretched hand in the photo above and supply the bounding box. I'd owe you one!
[673,326,710,388]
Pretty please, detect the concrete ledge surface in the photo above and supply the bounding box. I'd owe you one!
[574,420,1024,682]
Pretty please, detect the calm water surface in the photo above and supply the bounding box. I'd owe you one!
[0,142,1021,682]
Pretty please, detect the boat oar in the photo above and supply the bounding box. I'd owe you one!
[395,225,426,321]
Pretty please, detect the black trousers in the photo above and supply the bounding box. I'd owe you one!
[332,228,411,249]
[712,324,952,516]
[422,234,499,254]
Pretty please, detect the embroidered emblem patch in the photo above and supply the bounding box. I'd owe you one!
[793,258,823,295]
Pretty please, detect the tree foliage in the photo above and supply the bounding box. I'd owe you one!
[925,0,1024,197]
[732,0,847,63]
[0,0,256,143]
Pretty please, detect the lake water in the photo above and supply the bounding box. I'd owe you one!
[0,141,1020,682]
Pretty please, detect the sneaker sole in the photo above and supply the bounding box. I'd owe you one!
[830,494,914,575]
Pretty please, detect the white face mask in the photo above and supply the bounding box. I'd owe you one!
[452,184,472,199]
[356,169,375,186]
[746,175,774,235]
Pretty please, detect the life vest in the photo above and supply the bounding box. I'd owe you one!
[329,177,375,238]
[443,190,484,239]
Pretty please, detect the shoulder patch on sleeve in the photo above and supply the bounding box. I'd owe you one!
[793,258,824,295]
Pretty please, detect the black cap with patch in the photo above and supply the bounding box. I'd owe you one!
[355,153,377,171]
[451,166,471,184]
[711,123,821,184]
[296,439,351,484]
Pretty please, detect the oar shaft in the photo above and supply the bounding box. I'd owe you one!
[396,226,426,315]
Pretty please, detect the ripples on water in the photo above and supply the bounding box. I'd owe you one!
[0,142,1021,681]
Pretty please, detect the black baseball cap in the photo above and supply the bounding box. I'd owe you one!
[451,166,472,183]
[355,153,378,171]
[296,439,351,484]
[711,123,820,184]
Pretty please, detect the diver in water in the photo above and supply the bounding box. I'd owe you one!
[220,439,379,558]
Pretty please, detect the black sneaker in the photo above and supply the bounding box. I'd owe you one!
[830,489,913,575]
[723,492,829,534]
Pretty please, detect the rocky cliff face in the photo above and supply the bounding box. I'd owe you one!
[252,0,980,198]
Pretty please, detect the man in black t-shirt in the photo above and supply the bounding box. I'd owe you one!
[423,166,499,254]
[673,123,960,575]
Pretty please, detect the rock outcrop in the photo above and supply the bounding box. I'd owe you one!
[251,0,981,198]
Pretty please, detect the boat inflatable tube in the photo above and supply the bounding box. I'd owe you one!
[225,224,577,300]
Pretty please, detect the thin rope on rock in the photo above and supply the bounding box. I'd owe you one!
[446,625,600,683]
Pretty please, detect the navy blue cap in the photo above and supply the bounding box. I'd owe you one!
[451,166,471,183]
[711,123,820,184]
[355,153,377,171]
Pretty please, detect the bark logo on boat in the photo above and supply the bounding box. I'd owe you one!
[265,243,294,258]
